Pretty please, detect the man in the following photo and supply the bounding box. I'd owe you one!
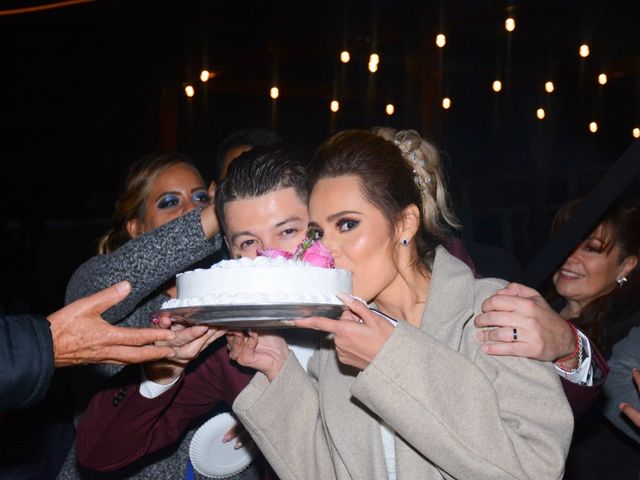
[0,281,175,411]
[74,145,310,474]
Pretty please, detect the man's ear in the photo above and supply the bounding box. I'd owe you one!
[126,218,142,240]
[394,204,421,245]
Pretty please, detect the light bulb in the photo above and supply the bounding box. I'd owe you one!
[492,80,502,92]
[340,51,350,63]
[184,85,194,98]
[200,70,210,82]
[598,73,607,85]
[589,121,598,133]
[536,108,545,120]
[579,44,590,58]
[545,81,555,93]
[270,87,279,99]
[385,104,395,115]
[435,34,446,48]
[330,100,339,112]
[442,97,451,109]
[505,18,516,32]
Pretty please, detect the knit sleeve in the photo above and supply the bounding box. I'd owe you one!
[65,209,222,324]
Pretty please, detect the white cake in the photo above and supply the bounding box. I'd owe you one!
[162,256,352,308]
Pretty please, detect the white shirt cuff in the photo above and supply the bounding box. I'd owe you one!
[554,330,593,386]
[138,365,181,399]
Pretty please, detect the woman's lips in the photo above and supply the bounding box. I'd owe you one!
[558,269,585,280]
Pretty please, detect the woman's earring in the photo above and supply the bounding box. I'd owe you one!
[401,238,409,247]
[617,276,628,287]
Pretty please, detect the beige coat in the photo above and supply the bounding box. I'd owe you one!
[234,247,574,480]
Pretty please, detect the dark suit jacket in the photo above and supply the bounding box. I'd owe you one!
[0,314,55,411]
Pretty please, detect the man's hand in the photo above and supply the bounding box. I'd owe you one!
[49,281,176,367]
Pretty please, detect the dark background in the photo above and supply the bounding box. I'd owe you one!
[1,0,639,314]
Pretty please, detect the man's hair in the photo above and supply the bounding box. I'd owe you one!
[214,144,309,233]
[215,128,282,180]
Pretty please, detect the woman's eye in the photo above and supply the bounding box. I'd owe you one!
[157,195,180,209]
[337,219,359,232]
[310,228,324,239]
[192,190,211,206]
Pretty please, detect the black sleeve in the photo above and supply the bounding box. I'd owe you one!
[0,315,55,411]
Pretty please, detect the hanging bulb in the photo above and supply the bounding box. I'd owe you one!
[545,81,555,93]
[184,85,195,98]
[385,104,395,115]
[270,87,279,99]
[200,70,210,82]
[505,18,516,32]
[442,97,451,109]
[589,121,598,133]
[330,100,339,112]
[579,44,590,58]
[492,80,502,92]
[598,73,607,85]
[633,127,640,139]
[536,108,545,120]
[435,34,446,48]
[340,51,350,63]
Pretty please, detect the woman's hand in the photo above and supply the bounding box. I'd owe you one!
[620,368,640,427]
[222,420,253,450]
[144,318,226,384]
[294,293,394,370]
[474,283,576,363]
[227,330,289,381]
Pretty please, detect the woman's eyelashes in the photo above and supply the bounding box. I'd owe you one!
[240,239,258,251]
[192,189,211,206]
[157,194,181,209]
[280,227,298,238]
[337,218,359,232]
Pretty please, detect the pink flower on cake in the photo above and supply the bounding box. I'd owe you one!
[299,241,335,268]
[256,248,293,260]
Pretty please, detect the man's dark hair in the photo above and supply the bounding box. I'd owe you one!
[214,144,309,232]
[215,128,282,180]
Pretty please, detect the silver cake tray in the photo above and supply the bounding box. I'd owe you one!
[156,303,346,328]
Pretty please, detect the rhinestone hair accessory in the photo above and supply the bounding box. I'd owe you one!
[394,139,431,196]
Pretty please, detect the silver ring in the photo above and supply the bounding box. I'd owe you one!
[512,327,518,342]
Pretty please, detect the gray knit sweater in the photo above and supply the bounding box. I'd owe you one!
[58,209,258,480]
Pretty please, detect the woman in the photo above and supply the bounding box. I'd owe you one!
[229,130,573,480]
[59,151,253,479]
[543,198,640,480]
[550,198,639,357]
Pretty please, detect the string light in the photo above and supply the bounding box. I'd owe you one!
[270,87,279,99]
[368,62,378,73]
[536,108,545,120]
[385,103,395,115]
[633,128,640,139]
[435,34,446,48]
[340,51,350,63]
[330,100,339,112]
[492,80,502,92]
[505,18,516,32]
[368,53,379,73]
[442,97,451,109]
[589,121,598,133]
[200,70,210,82]
[598,73,608,85]
[545,81,555,93]
[184,85,194,98]
[579,44,590,58]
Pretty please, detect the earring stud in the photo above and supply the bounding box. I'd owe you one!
[617,276,628,287]
[401,238,409,247]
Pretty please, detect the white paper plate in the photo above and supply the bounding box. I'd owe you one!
[189,413,255,478]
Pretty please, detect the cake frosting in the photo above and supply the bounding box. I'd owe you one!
[162,256,352,308]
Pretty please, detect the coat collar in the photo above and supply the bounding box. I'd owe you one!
[419,245,476,350]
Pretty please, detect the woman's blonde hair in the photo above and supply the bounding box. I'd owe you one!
[97,152,195,254]
[309,129,458,271]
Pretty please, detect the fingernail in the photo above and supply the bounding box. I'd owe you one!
[336,292,354,304]
[151,316,160,325]
[234,441,243,450]
[115,281,131,293]
[222,435,229,443]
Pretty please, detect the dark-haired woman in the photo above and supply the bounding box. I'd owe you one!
[229,129,573,480]
[549,198,640,480]
[58,152,256,479]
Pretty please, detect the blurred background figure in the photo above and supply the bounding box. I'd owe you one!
[214,128,282,181]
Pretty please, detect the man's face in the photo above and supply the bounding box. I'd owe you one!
[223,187,309,259]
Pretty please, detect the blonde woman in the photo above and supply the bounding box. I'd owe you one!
[230,130,573,480]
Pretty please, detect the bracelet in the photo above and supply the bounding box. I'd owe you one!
[556,320,580,363]
[556,321,584,374]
